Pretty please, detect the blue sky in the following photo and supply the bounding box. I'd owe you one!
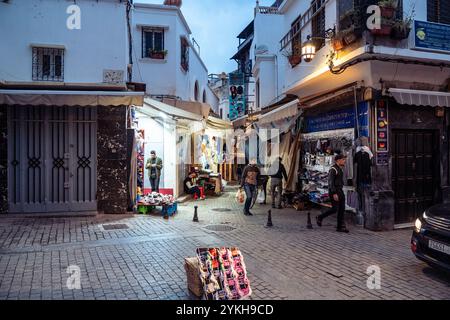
[137,0,275,75]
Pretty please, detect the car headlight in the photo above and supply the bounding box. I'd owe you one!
[414,218,422,233]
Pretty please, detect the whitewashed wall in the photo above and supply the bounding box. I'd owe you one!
[132,3,218,110]
[0,0,128,83]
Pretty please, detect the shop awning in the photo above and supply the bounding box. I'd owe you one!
[207,116,233,130]
[161,98,211,118]
[0,89,144,106]
[143,97,203,121]
[258,99,299,125]
[389,88,450,107]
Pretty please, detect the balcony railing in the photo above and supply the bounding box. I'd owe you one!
[279,0,327,50]
[257,6,280,15]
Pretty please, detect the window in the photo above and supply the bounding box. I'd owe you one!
[291,14,302,58]
[428,0,450,25]
[32,47,64,82]
[181,37,189,71]
[202,90,207,103]
[220,108,223,119]
[194,81,199,101]
[311,5,326,50]
[142,27,164,58]
[338,0,355,30]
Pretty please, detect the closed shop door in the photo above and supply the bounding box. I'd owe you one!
[391,130,438,224]
[7,106,97,213]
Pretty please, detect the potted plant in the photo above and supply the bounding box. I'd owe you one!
[391,9,414,40]
[282,42,302,67]
[371,18,394,36]
[378,0,399,19]
[149,49,167,59]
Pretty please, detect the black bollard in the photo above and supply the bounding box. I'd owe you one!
[307,212,313,229]
[193,205,199,222]
[266,210,273,227]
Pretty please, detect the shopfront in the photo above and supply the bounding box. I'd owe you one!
[377,89,450,227]
[300,99,370,218]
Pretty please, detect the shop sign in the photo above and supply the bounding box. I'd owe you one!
[305,108,355,133]
[413,20,450,54]
[376,100,389,165]
[228,72,246,121]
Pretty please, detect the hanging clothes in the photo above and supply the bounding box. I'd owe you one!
[354,149,372,185]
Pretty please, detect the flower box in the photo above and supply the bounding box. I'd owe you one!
[150,52,166,59]
[288,55,301,67]
[371,23,393,36]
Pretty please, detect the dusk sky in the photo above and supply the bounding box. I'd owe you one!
[138,0,276,75]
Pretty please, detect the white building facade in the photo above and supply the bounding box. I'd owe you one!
[249,0,450,230]
[0,0,144,214]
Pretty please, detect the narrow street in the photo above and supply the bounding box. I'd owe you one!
[0,185,449,300]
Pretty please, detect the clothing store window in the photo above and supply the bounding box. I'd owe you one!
[428,0,450,25]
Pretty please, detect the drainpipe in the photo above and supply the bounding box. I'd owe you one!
[126,0,133,83]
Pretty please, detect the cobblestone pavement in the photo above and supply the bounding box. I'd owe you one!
[0,185,449,300]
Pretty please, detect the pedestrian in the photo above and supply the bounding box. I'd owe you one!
[145,150,163,193]
[270,157,288,209]
[316,154,349,233]
[240,158,260,216]
[183,171,203,200]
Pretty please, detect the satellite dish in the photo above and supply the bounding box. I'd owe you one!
[255,45,269,55]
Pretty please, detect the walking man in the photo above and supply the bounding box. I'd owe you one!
[316,154,349,233]
[146,150,163,193]
[240,158,260,216]
[270,157,288,209]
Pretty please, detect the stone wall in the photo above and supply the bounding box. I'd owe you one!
[97,106,129,214]
[0,106,7,214]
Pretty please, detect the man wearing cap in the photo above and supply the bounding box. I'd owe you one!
[316,154,349,233]
[146,150,163,193]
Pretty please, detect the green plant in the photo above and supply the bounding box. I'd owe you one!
[378,0,399,8]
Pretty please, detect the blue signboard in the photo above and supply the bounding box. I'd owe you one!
[357,101,369,138]
[414,20,450,53]
[228,72,246,121]
[305,108,355,133]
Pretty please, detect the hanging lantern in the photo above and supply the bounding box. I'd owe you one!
[301,37,316,63]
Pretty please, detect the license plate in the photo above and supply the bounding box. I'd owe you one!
[428,240,450,256]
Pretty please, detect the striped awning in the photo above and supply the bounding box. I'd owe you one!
[389,88,450,107]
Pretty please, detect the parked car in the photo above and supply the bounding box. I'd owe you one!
[411,203,450,272]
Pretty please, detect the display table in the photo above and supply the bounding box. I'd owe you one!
[136,193,177,218]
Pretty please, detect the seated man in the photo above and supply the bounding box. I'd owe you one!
[184,172,204,200]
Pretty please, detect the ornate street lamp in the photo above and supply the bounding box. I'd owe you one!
[301,27,336,63]
[301,36,316,63]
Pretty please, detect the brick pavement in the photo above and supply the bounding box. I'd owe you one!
[0,185,449,300]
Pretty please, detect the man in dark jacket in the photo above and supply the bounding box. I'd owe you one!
[240,158,260,216]
[270,157,288,209]
[316,154,349,233]
[146,150,163,193]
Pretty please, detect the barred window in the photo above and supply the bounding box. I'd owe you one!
[32,47,64,82]
[311,6,326,50]
[142,28,164,58]
[181,37,189,71]
[428,0,450,24]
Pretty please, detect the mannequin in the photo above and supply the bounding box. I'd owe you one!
[354,136,373,216]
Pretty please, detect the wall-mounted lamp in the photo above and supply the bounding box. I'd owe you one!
[302,27,336,63]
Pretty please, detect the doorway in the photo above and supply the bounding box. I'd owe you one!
[391,129,439,224]
[7,106,97,213]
